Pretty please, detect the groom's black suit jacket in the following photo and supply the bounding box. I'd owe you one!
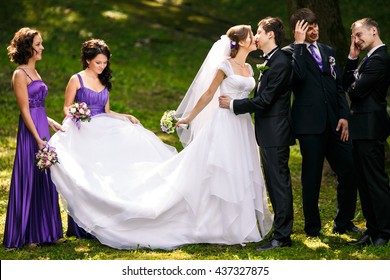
[343,45,390,141]
[233,49,295,148]
[232,48,294,240]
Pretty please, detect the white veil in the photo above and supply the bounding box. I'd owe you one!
[176,35,231,147]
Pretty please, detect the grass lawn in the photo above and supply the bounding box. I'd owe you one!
[0,0,389,262]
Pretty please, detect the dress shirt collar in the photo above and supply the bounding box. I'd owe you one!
[304,41,319,49]
[262,46,279,60]
[367,44,385,57]
[304,41,321,57]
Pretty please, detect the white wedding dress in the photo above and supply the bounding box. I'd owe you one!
[49,59,273,250]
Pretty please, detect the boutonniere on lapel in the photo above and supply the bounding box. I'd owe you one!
[329,56,336,80]
[256,63,269,74]
[256,63,269,80]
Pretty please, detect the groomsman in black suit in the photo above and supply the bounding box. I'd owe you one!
[219,17,295,250]
[343,18,390,247]
[283,8,361,237]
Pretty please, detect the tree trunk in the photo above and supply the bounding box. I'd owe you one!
[287,0,348,67]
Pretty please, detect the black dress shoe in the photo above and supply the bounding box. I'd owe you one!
[373,238,389,247]
[348,234,372,246]
[349,226,364,233]
[256,238,292,251]
[306,232,321,238]
[333,226,364,234]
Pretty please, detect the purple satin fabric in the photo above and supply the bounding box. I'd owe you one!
[309,44,323,71]
[74,74,108,117]
[65,74,107,239]
[3,80,63,248]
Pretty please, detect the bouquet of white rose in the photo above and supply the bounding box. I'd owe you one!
[160,110,188,134]
[35,140,59,171]
[68,102,91,129]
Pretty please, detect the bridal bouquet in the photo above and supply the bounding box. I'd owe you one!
[35,140,59,171]
[160,110,188,134]
[160,110,177,134]
[67,102,91,129]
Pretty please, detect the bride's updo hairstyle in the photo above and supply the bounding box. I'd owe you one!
[226,25,252,58]
[7,27,40,65]
[81,39,112,91]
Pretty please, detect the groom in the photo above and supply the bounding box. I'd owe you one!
[219,17,294,250]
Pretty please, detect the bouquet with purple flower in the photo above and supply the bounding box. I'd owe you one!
[160,110,177,134]
[35,140,59,171]
[160,110,188,134]
[67,102,91,129]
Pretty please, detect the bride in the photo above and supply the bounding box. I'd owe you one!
[49,25,273,250]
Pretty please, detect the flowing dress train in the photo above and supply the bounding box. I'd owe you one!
[49,64,273,249]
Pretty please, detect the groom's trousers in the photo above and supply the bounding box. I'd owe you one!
[260,146,293,240]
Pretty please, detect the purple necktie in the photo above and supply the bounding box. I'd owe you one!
[359,56,368,68]
[353,56,368,80]
[309,44,323,71]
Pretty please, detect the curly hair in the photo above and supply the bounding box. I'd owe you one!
[226,25,253,58]
[7,27,40,65]
[81,39,112,91]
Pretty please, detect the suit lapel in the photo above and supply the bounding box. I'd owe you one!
[256,49,279,95]
[360,45,386,72]
[317,43,333,76]
[317,43,327,71]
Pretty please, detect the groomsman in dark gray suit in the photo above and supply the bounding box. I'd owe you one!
[283,8,361,237]
[219,17,294,250]
[343,18,390,247]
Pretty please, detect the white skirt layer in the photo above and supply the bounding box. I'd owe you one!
[50,112,273,249]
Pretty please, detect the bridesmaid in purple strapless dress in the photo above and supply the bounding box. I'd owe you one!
[3,28,63,248]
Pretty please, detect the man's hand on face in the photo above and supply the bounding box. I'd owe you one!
[294,20,308,44]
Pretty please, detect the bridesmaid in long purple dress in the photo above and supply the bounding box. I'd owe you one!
[3,27,63,248]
